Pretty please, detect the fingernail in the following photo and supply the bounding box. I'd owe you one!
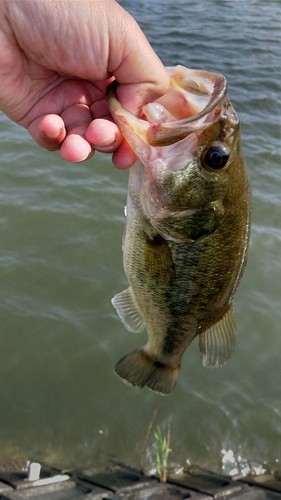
[46,128,62,139]
[94,134,116,147]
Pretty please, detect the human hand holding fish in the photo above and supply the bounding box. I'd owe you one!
[0,0,169,168]
[0,0,251,396]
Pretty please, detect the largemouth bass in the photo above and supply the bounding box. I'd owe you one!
[106,66,251,395]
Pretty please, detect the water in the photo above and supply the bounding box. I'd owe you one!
[0,0,280,476]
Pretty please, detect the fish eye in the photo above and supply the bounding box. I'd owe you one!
[201,145,229,170]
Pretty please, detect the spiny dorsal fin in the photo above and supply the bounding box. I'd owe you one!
[199,304,236,368]
[111,287,145,333]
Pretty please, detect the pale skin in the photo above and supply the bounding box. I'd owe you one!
[0,0,169,168]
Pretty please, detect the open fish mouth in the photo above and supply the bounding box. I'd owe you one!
[106,66,227,147]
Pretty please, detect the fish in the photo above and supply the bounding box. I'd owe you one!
[106,65,251,395]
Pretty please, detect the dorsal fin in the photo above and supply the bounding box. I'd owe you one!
[199,304,236,368]
[111,287,145,333]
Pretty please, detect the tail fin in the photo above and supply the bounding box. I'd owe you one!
[114,348,180,395]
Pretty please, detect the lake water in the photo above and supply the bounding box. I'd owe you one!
[0,0,280,477]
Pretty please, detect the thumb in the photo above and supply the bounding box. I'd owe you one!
[106,3,170,113]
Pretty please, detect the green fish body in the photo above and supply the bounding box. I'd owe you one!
[106,66,251,395]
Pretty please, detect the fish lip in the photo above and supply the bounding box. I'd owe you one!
[106,68,227,147]
[146,75,227,146]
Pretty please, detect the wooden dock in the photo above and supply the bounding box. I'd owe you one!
[0,462,280,499]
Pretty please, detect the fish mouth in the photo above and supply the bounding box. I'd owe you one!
[106,66,227,148]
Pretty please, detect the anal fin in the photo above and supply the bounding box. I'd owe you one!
[111,287,145,333]
[199,304,236,368]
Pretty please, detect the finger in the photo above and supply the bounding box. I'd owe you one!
[28,114,66,151]
[60,134,94,162]
[107,5,170,113]
[59,103,94,162]
[88,96,137,167]
[85,118,122,153]
[112,139,137,170]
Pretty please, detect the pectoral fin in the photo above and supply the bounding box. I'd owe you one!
[199,304,236,368]
[111,287,145,333]
[143,232,175,284]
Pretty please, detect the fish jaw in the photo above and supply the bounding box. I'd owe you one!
[106,66,227,150]
[145,66,227,147]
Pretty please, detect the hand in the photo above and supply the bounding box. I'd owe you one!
[0,0,169,168]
